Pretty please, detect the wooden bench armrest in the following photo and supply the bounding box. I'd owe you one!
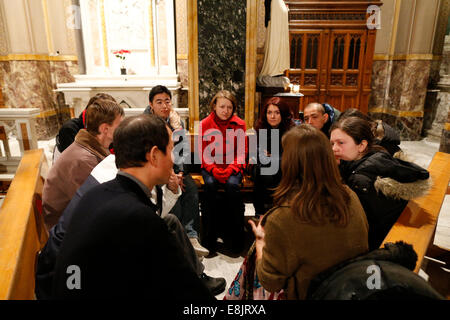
[190,172,254,190]
[0,149,49,299]
[381,152,450,273]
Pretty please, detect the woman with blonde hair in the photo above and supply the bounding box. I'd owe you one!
[199,90,247,254]
[243,125,369,300]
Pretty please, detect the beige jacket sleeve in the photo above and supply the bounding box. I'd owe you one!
[255,213,301,293]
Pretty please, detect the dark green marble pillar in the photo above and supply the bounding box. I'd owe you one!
[197,0,246,120]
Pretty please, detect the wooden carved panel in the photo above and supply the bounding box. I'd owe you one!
[285,0,381,114]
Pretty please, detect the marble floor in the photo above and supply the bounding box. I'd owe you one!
[0,136,448,299]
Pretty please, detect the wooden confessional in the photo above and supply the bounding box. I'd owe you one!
[284,0,382,113]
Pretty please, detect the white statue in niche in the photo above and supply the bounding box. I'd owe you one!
[259,0,289,77]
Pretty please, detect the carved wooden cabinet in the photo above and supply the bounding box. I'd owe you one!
[284,0,382,113]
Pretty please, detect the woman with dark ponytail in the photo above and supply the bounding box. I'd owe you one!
[330,117,431,249]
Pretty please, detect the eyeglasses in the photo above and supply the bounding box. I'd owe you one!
[154,99,172,107]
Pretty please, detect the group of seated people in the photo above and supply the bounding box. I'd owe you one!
[35,84,437,300]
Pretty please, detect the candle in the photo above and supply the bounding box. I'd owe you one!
[288,83,293,92]
[293,84,300,93]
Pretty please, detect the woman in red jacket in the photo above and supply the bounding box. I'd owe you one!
[199,90,247,254]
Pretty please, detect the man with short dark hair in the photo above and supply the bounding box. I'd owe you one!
[36,153,226,299]
[54,93,116,162]
[42,99,124,230]
[303,102,341,137]
[144,85,209,257]
[51,115,215,300]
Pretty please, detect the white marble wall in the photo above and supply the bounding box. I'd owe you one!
[80,0,176,76]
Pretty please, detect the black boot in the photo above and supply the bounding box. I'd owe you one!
[200,273,226,296]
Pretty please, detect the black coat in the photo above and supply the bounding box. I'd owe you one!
[52,174,213,300]
[339,151,429,250]
[55,112,84,153]
[377,122,401,156]
[307,242,443,300]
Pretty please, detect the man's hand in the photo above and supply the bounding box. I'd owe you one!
[167,170,180,194]
[177,172,186,192]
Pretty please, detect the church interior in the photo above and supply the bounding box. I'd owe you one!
[0,0,449,301]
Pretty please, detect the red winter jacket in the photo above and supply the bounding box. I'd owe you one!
[198,112,247,179]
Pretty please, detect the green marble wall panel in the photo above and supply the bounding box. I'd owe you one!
[197,0,246,121]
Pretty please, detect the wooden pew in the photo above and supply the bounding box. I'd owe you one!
[187,132,255,192]
[191,172,254,192]
[381,152,450,274]
[0,149,49,299]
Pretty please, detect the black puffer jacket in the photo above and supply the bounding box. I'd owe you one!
[339,151,430,250]
[55,111,85,153]
[306,241,443,300]
[373,120,401,156]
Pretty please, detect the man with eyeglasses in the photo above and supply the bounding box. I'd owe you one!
[144,85,210,258]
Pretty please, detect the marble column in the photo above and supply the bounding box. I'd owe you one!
[0,59,78,139]
[439,111,450,153]
[438,76,450,153]
[438,34,450,152]
[369,58,431,140]
[197,0,247,120]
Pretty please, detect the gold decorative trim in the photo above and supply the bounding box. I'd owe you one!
[373,54,438,61]
[245,0,257,129]
[36,108,71,118]
[369,108,424,118]
[177,54,188,60]
[20,123,30,150]
[187,0,199,133]
[149,2,155,66]
[373,53,442,61]
[41,0,54,53]
[100,0,109,67]
[445,123,450,131]
[0,54,78,61]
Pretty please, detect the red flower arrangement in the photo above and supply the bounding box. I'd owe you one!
[113,49,131,61]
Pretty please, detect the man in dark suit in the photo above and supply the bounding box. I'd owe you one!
[52,114,214,300]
